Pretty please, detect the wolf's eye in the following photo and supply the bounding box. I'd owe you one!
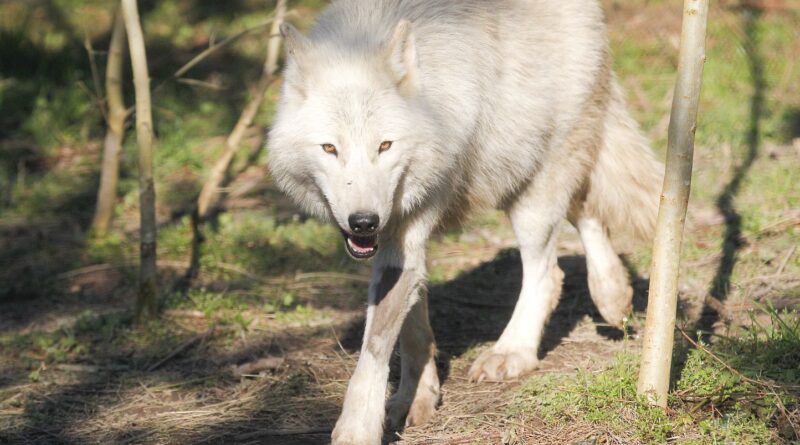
[321,143,337,155]
[378,141,393,153]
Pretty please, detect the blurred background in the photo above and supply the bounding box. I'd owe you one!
[0,0,798,444]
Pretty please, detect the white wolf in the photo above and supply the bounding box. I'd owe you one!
[268,0,662,443]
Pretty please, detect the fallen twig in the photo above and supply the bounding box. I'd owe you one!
[164,309,206,319]
[294,272,370,284]
[703,295,730,320]
[146,329,213,372]
[756,214,800,236]
[234,427,332,440]
[231,356,284,377]
[56,264,114,280]
[737,272,800,285]
[774,244,797,276]
[55,363,130,373]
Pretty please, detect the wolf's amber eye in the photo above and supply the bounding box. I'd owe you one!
[321,143,337,155]
[379,141,393,153]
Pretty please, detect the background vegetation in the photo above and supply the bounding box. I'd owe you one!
[0,0,798,443]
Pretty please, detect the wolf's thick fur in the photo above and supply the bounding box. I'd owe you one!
[268,0,663,443]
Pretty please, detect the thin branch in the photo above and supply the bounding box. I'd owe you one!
[123,12,292,119]
[91,8,127,235]
[151,13,293,95]
[146,329,213,372]
[774,244,796,276]
[83,31,107,122]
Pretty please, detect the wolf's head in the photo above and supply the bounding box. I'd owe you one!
[268,20,444,260]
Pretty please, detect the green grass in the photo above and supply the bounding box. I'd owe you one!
[508,306,800,444]
[510,352,675,443]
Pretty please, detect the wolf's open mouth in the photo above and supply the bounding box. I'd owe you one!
[342,231,378,259]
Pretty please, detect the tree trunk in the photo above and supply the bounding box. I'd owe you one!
[91,9,127,235]
[637,0,709,407]
[121,0,158,323]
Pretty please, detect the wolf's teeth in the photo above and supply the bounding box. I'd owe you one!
[347,238,376,255]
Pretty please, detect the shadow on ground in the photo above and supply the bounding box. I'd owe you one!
[342,249,648,360]
[697,6,763,336]
[0,248,650,445]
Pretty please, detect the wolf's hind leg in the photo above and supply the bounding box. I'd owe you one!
[572,215,632,327]
[468,193,564,382]
[385,294,439,430]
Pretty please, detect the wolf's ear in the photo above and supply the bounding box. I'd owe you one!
[280,23,310,97]
[280,23,310,60]
[386,20,418,95]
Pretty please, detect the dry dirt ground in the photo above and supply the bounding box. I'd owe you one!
[0,219,643,445]
[2,195,796,445]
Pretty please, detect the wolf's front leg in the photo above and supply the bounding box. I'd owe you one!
[468,171,568,382]
[385,294,439,430]
[332,239,429,445]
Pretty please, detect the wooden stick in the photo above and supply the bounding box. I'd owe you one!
[235,427,331,440]
[146,329,212,372]
[121,0,159,323]
[774,244,796,276]
[637,0,709,407]
[83,31,107,121]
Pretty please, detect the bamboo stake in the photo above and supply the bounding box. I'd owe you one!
[91,9,127,235]
[121,0,158,323]
[637,0,709,407]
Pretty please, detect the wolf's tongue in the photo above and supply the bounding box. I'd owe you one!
[351,238,373,249]
[348,240,373,255]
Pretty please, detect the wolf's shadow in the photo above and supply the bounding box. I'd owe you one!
[341,248,650,390]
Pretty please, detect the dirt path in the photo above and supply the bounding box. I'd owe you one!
[2,193,797,444]
[0,220,654,444]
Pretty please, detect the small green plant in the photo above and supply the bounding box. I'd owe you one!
[510,308,800,445]
[27,367,41,383]
[511,352,674,443]
[676,305,799,443]
[231,312,252,333]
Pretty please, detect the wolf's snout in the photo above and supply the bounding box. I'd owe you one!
[343,213,379,259]
[348,212,379,234]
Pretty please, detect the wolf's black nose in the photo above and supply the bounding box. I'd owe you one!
[348,212,379,234]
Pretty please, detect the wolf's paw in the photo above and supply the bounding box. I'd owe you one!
[331,415,382,445]
[587,259,633,328]
[331,429,381,445]
[385,384,438,431]
[468,347,538,382]
[588,278,633,328]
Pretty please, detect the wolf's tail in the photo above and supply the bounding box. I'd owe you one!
[581,79,664,243]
